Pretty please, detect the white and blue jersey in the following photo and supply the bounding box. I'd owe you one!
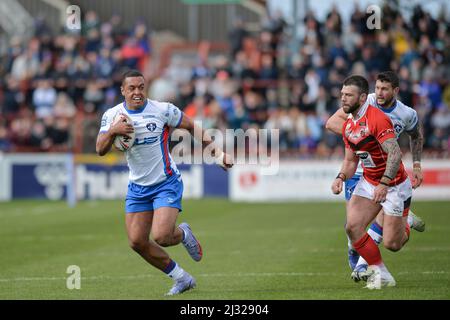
[345,93,418,200]
[99,98,184,212]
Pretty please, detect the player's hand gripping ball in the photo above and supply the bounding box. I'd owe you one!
[112,113,135,152]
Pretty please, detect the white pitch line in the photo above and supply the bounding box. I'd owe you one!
[0,271,448,283]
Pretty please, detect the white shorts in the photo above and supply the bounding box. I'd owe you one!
[353,176,412,217]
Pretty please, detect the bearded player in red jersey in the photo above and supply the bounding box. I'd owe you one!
[331,75,412,289]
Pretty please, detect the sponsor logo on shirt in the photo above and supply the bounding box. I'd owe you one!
[146,122,157,132]
[134,136,159,145]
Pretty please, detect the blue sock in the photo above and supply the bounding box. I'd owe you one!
[163,259,177,274]
[163,260,185,280]
[368,222,383,245]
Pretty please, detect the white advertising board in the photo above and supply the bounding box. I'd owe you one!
[230,160,450,202]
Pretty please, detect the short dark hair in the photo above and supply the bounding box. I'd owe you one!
[343,75,369,95]
[122,69,144,84]
[376,71,399,88]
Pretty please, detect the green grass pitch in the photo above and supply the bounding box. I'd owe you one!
[0,199,449,299]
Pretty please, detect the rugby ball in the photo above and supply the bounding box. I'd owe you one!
[112,113,135,152]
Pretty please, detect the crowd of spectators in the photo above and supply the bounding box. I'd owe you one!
[160,3,449,158]
[0,3,449,158]
[0,10,151,152]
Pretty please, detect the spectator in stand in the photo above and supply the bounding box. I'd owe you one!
[83,80,104,113]
[228,93,249,130]
[398,66,414,107]
[85,28,101,53]
[121,37,146,70]
[419,69,442,107]
[9,116,32,148]
[51,118,71,147]
[2,75,24,115]
[133,20,153,71]
[228,17,249,58]
[243,90,267,128]
[95,48,115,79]
[175,81,195,112]
[259,54,278,80]
[29,120,52,150]
[32,78,57,119]
[82,10,100,36]
[3,36,23,75]
[53,92,76,118]
[430,104,450,143]
[373,33,394,71]
[10,44,40,81]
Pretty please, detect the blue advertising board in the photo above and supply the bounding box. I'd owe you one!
[9,158,228,200]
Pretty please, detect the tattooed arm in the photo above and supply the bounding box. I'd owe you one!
[380,138,402,182]
[407,122,424,188]
[372,137,402,203]
[407,122,423,163]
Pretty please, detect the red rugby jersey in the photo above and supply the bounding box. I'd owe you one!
[342,103,408,186]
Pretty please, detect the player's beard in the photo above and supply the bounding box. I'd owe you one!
[377,95,395,108]
[342,101,361,114]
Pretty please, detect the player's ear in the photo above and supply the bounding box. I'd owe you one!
[120,85,125,96]
[393,86,400,96]
[360,92,367,104]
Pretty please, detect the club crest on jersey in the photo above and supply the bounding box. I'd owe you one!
[359,127,368,137]
[394,123,403,135]
[146,122,157,132]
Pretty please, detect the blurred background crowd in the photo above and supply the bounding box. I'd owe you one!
[0,1,449,158]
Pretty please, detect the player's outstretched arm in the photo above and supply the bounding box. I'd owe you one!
[325,107,347,135]
[177,114,234,170]
[96,117,134,156]
[407,122,424,189]
[332,148,358,195]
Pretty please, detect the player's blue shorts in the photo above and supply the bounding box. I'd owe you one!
[344,174,362,201]
[125,174,183,213]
